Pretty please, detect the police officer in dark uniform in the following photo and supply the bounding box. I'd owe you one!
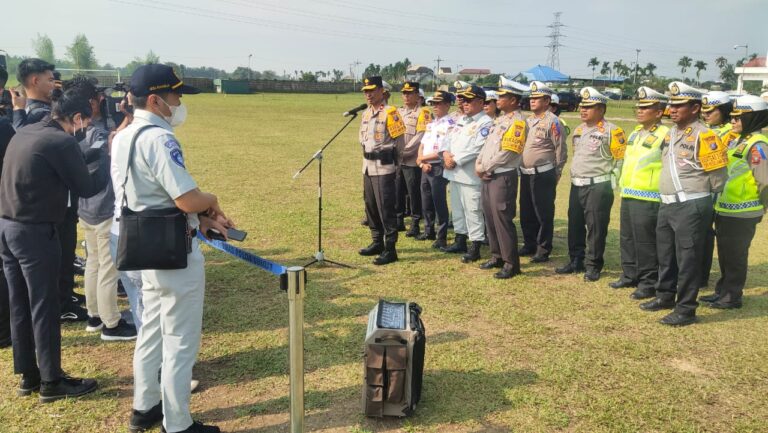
[0,88,108,401]
[397,82,431,237]
[359,77,406,265]
[639,82,728,326]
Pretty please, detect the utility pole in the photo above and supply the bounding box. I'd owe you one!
[433,56,444,89]
[546,12,564,70]
[248,54,253,80]
[350,60,362,91]
[634,49,641,84]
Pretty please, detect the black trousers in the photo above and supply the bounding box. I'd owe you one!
[700,213,716,288]
[567,182,613,271]
[400,165,422,224]
[519,170,557,256]
[364,172,398,245]
[420,164,449,240]
[618,198,660,291]
[0,270,9,345]
[482,171,520,267]
[656,197,713,315]
[57,207,78,310]
[714,214,761,303]
[0,219,62,381]
[395,166,409,218]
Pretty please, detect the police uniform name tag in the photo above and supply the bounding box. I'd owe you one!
[386,107,406,138]
[698,130,727,171]
[610,128,627,159]
[501,120,526,153]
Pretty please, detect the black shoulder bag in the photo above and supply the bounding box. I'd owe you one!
[115,125,190,271]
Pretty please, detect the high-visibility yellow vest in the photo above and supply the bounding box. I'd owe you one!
[715,133,767,214]
[712,122,740,147]
[619,123,669,201]
[559,117,570,138]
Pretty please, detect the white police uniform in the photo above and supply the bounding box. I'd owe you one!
[111,108,204,432]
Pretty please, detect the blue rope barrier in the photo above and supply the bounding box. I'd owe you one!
[196,232,287,276]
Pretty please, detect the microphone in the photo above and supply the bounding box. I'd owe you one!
[343,103,368,117]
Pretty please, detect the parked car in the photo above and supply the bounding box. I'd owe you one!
[556,92,581,111]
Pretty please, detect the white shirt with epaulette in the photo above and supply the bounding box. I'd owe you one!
[110,109,199,235]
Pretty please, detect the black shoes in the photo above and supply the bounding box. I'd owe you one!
[639,298,675,312]
[162,421,221,433]
[18,372,41,396]
[699,293,720,303]
[129,402,163,433]
[405,225,420,238]
[0,336,11,349]
[431,239,447,250]
[461,241,482,263]
[373,246,398,265]
[86,316,104,332]
[61,304,89,322]
[609,279,636,289]
[71,292,86,305]
[494,264,521,279]
[518,246,535,257]
[415,232,436,241]
[630,287,656,300]
[555,259,585,274]
[39,374,98,403]
[660,312,696,327]
[708,300,742,309]
[441,234,467,253]
[584,269,601,282]
[396,219,406,232]
[359,242,384,256]
[530,254,549,263]
[479,258,503,269]
[101,319,138,341]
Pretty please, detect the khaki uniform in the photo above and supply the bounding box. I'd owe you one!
[566,120,625,272]
[655,120,728,316]
[395,106,431,231]
[359,104,406,245]
[519,111,567,257]
[475,110,527,267]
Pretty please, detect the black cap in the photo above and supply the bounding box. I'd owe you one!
[457,84,486,100]
[130,64,200,97]
[429,90,455,104]
[401,82,419,93]
[361,76,383,91]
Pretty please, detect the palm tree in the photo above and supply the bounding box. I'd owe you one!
[613,60,625,80]
[715,56,728,70]
[588,57,599,82]
[645,62,657,78]
[600,61,611,78]
[694,60,707,84]
[678,56,692,77]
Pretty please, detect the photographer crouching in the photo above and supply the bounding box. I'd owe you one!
[0,88,109,402]
[112,64,232,433]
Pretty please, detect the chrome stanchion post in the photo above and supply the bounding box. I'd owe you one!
[286,266,306,433]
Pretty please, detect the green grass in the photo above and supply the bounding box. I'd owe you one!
[1,93,767,433]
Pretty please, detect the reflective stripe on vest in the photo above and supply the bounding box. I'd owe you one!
[619,123,669,202]
[715,134,766,214]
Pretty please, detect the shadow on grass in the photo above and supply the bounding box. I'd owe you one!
[205,369,538,432]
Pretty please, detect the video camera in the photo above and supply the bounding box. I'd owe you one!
[99,82,133,127]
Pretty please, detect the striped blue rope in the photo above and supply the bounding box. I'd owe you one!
[196,232,287,276]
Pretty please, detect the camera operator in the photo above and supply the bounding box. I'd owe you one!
[11,58,56,130]
[64,76,137,341]
[112,64,231,433]
[0,88,109,402]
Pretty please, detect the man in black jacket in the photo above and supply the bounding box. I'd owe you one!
[0,89,108,402]
[0,116,13,349]
[11,58,55,130]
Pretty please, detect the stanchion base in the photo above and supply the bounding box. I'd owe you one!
[305,251,352,268]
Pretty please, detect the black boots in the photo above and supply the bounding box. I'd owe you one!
[555,258,585,274]
[129,402,163,433]
[359,242,384,256]
[373,243,398,265]
[405,222,420,238]
[461,241,482,263]
[39,374,98,403]
[441,234,468,253]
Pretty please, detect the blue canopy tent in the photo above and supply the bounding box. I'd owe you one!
[517,65,570,83]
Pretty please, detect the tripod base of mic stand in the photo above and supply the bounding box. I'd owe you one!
[304,250,352,268]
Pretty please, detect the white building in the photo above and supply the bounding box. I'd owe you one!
[735,52,768,94]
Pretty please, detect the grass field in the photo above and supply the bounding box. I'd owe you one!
[2,93,767,433]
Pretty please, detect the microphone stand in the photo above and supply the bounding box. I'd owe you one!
[293,113,359,268]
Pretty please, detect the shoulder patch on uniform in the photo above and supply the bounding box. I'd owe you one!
[164,138,181,150]
[169,148,185,168]
[480,127,490,137]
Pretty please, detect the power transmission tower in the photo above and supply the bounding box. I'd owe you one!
[546,12,564,70]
